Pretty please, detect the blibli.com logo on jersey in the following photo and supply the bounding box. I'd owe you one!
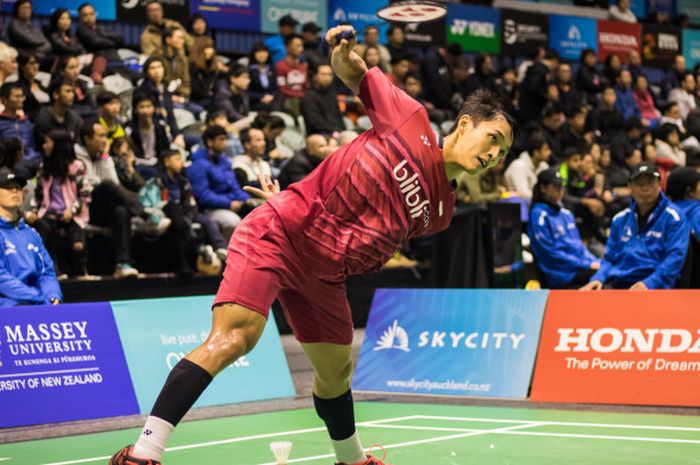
[393,160,430,227]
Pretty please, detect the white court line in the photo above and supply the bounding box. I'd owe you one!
[0,458,11,462]
[0,368,99,379]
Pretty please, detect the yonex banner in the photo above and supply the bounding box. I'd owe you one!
[353,289,548,399]
[112,296,295,413]
[328,0,387,43]
[642,24,681,66]
[597,20,641,63]
[0,303,139,427]
[683,29,700,69]
[500,9,548,56]
[446,4,501,54]
[261,0,327,34]
[119,0,189,25]
[189,0,260,31]
[530,291,700,407]
[549,15,597,61]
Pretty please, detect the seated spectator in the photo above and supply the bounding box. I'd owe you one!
[559,147,606,242]
[456,160,506,204]
[189,36,224,109]
[505,130,551,200]
[16,51,48,121]
[0,43,19,89]
[404,72,451,124]
[187,125,251,239]
[127,92,171,175]
[362,45,385,71]
[209,64,251,125]
[140,0,190,57]
[386,24,405,61]
[553,63,583,117]
[588,86,624,141]
[582,162,689,290]
[668,72,697,120]
[495,68,518,116]
[519,48,559,124]
[233,128,273,190]
[97,91,126,148]
[666,167,700,240]
[76,3,125,83]
[633,74,660,128]
[655,123,687,167]
[609,0,637,23]
[0,168,61,306]
[188,13,210,44]
[0,138,27,180]
[275,33,308,119]
[576,49,602,106]
[628,51,643,81]
[301,22,325,72]
[29,130,89,277]
[75,119,140,278]
[610,117,644,167]
[602,54,621,88]
[154,28,192,108]
[386,53,412,89]
[265,14,297,65]
[541,104,564,161]
[205,110,244,159]
[252,113,288,162]
[51,55,95,119]
[278,134,332,189]
[529,168,599,288]
[7,0,51,62]
[354,26,391,71]
[47,8,85,57]
[34,79,83,146]
[605,145,639,201]
[661,54,686,99]
[0,82,40,172]
[301,63,344,137]
[557,106,591,153]
[464,54,497,98]
[247,42,277,111]
[110,137,147,194]
[614,69,641,122]
[136,56,184,148]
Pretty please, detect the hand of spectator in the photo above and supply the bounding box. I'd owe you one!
[582,198,605,217]
[261,94,275,105]
[24,211,37,224]
[62,210,73,223]
[269,148,284,160]
[579,280,603,291]
[590,261,601,270]
[230,200,243,212]
[642,118,651,127]
[583,132,595,144]
[174,134,185,149]
[602,190,614,204]
[172,95,186,104]
[243,174,281,201]
[326,25,368,95]
[630,281,648,291]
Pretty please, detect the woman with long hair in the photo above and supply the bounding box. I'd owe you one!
[16,51,47,120]
[51,54,95,118]
[47,8,85,56]
[247,42,277,109]
[189,36,225,108]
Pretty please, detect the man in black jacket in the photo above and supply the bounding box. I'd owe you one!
[34,79,83,147]
[518,48,559,123]
[278,134,332,189]
[209,64,251,124]
[301,63,344,136]
[76,3,128,82]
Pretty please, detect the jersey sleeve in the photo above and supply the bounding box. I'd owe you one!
[359,67,423,138]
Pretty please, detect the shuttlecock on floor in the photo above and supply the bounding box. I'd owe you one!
[270,441,293,464]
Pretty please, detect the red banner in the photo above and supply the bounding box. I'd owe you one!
[597,20,641,63]
[530,291,700,407]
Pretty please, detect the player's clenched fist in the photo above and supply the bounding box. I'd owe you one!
[325,25,367,95]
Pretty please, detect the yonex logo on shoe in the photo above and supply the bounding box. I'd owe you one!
[143,430,152,436]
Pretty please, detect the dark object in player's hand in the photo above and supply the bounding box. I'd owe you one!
[334,30,356,47]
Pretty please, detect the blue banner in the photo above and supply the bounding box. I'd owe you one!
[678,0,700,26]
[0,303,139,427]
[684,28,700,69]
[648,0,675,17]
[549,15,597,61]
[262,0,327,34]
[353,289,549,399]
[328,0,387,44]
[1,0,116,19]
[189,0,260,31]
[112,296,295,413]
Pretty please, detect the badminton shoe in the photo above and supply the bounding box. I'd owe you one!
[108,445,161,465]
[336,445,392,465]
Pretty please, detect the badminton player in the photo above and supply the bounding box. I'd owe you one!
[110,25,514,465]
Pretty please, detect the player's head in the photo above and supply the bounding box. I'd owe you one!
[443,89,515,175]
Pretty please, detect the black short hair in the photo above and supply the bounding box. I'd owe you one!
[390,52,411,66]
[284,33,303,47]
[77,3,93,13]
[12,0,31,18]
[206,110,228,124]
[563,147,582,160]
[240,127,253,146]
[162,27,179,42]
[229,63,249,79]
[79,117,101,144]
[0,82,23,100]
[404,72,421,83]
[96,91,119,107]
[132,91,155,107]
[580,48,596,63]
[160,149,181,161]
[387,24,403,36]
[48,78,73,103]
[526,130,548,154]
[544,48,560,61]
[312,61,332,75]
[451,89,517,138]
[541,103,561,119]
[203,124,227,142]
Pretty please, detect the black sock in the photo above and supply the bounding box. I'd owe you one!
[150,358,213,426]
[313,389,356,440]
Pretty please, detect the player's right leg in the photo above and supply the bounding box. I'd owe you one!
[108,303,267,465]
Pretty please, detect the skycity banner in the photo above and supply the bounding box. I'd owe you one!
[683,28,700,69]
[189,0,260,31]
[112,296,295,413]
[446,3,501,54]
[0,303,139,427]
[261,0,327,34]
[500,9,548,56]
[642,24,681,66]
[549,15,597,61]
[531,291,700,406]
[354,289,548,399]
[597,20,641,63]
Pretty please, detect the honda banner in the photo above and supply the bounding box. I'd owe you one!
[549,15,597,61]
[642,24,681,66]
[446,4,501,54]
[500,9,548,56]
[597,20,641,63]
[353,289,548,399]
[531,291,700,406]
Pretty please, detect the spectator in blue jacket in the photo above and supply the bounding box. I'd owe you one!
[264,14,297,65]
[529,168,600,289]
[0,82,40,174]
[666,167,700,240]
[614,68,641,122]
[187,125,251,240]
[582,162,690,290]
[0,168,61,307]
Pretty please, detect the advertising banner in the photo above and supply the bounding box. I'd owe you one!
[118,0,189,25]
[404,19,447,49]
[683,28,700,69]
[112,296,295,413]
[642,24,681,66]
[549,15,597,61]
[446,4,500,54]
[678,0,700,26]
[597,20,641,63]
[648,0,676,17]
[353,289,548,399]
[261,0,327,34]
[500,9,548,56]
[531,291,700,406]
[1,0,117,20]
[328,0,387,43]
[189,0,260,32]
[0,303,139,427]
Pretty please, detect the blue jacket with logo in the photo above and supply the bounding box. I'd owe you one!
[591,193,689,289]
[0,217,61,307]
[529,202,597,288]
[674,199,700,241]
[186,146,250,211]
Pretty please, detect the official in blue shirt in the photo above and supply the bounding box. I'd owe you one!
[0,168,62,307]
[529,168,600,289]
[582,162,690,290]
[666,167,700,241]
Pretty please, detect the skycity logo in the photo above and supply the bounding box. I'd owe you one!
[393,159,430,227]
[375,320,410,352]
[554,328,700,353]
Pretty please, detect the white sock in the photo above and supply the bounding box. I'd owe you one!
[132,416,175,461]
[332,431,366,464]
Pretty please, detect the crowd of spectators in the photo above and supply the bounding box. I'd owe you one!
[0,0,699,305]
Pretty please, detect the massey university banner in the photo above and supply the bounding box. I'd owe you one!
[112,295,295,413]
[190,0,260,32]
[354,289,548,399]
[597,20,641,64]
[261,0,327,34]
[549,15,597,61]
[684,29,700,69]
[447,4,501,54]
[531,291,700,407]
[0,303,139,427]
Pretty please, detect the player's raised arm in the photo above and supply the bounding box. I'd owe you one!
[325,25,367,95]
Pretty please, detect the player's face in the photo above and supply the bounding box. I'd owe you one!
[448,115,512,174]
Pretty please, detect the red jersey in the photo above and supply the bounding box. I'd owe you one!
[275,59,308,98]
[268,67,455,277]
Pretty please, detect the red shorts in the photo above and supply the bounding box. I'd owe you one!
[213,203,353,345]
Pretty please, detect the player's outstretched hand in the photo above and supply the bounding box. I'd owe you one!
[243,174,281,201]
[325,25,367,95]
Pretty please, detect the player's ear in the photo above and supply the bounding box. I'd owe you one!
[457,115,472,136]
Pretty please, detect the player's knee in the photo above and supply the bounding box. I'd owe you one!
[207,326,260,364]
[315,357,353,394]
